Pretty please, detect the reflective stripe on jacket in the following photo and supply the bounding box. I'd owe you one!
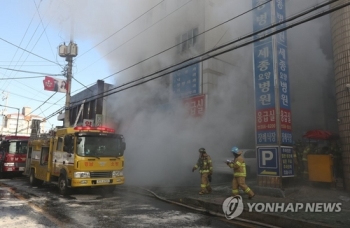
[194,154,213,174]
[229,156,246,177]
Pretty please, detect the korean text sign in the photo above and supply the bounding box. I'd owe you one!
[275,0,293,145]
[172,61,200,99]
[183,95,205,117]
[253,0,277,145]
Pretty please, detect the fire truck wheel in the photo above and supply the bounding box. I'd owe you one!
[29,169,43,187]
[58,174,70,196]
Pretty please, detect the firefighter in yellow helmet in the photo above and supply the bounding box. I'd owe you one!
[192,148,213,195]
[227,146,255,199]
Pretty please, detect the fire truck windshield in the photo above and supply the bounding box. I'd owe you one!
[8,141,28,154]
[76,135,124,157]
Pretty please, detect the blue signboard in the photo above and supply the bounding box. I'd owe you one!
[253,0,272,44]
[172,61,200,99]
[281,146,294,177]
[275,0,292,145]
[254,41,275,110]
[257,147,279,176]
[253,0,277,145]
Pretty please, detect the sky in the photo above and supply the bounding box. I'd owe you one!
[0,0,116,130]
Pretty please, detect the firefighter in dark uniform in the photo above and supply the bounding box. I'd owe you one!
[192,148,213,195]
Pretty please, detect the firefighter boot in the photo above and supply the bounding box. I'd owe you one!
[207,185,212,194]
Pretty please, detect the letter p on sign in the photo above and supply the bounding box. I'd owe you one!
[262,150,273,165]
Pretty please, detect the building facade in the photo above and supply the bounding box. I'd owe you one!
[1,107,46,136]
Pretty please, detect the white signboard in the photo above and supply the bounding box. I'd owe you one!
[95,114,103,126]
[83,119,94,127]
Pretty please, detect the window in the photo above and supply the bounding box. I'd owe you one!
[57,137,63,151]
[40,147,49,165]
[244,150,256,159]
[9,141,28,154]
[178,27,199,54]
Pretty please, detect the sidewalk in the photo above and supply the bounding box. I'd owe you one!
[143,179,350,228]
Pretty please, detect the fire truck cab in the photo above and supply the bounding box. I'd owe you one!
[0,135,29,178]
[26,126,125,195]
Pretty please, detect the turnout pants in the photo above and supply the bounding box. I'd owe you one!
[200,173,212,193]
[232,176,254,197]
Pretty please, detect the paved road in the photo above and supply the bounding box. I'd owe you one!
[0,177,244,228]
[0,186,54,227]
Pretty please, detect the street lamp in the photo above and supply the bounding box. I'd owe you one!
[0,105,19,136]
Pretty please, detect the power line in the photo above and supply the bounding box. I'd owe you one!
[46,0,272,114]
[0,89,62,105]
[76,0,193,75]
[97,0,273,81]
[25,92,58,117]
[76,0,165,60]
[0,37,62,66]
[45,0,344,120]
[0,67,63,76]
[33,0,57,63]
[0,76,48,80]
[70,0,338,106]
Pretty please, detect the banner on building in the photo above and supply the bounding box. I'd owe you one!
[252,0,292,146]
[253,0,276,145]
[43,76,68,93]
[183,94,205,117]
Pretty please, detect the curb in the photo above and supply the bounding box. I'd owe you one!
[175,197,338,228]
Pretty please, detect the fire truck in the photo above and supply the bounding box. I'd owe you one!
[25,125,125,195]
[0,135,29,178]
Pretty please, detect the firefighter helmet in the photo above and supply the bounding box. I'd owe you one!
[231,146,239,154]
[199,148,206,153]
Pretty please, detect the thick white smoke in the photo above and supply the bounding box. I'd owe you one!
[36,0,336,186]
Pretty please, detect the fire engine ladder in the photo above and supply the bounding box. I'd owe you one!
[73,100,85,127]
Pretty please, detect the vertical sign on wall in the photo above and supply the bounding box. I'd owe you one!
[253,0,292,146]
[253,0,277,145]
[275,0,292,145]
[253,0,293,178]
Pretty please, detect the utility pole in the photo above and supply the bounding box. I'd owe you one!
[1,92,8,135]
[59,41,78,127]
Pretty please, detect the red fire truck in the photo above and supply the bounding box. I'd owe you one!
[0,135,29,178]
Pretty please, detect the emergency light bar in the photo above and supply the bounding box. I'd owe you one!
[73,126,115,133]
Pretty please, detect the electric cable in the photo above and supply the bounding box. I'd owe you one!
[76,0,165,60]
[43,0,345,120]
[27,0,273,118]
[69,0,340,106]
[0,67,63,76]
[95,0,273,82]
[0,38,62,66]
[25,92,58,117]
[33,0,57,62]
[75,0,193,75]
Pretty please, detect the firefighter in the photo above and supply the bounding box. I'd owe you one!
[192,148,213,195]
[227,146,255,199]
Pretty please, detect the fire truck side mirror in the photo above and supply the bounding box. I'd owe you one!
[121,142,126,151]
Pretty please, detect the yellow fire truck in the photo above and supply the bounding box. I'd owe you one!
[25,125,125,195]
